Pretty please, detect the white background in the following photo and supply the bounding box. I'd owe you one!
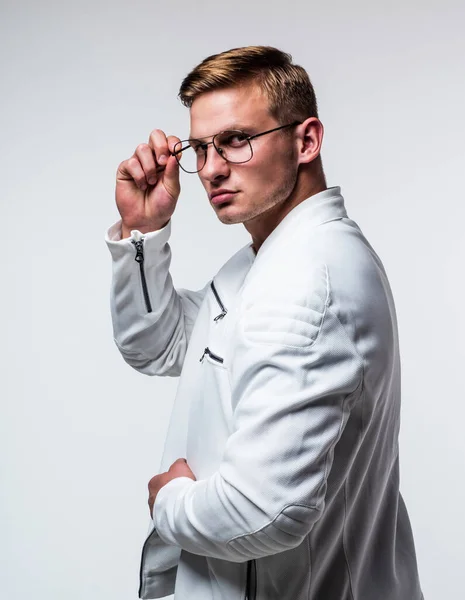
[2,1,464,598]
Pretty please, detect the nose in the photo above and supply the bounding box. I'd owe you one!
[200,144,231,182]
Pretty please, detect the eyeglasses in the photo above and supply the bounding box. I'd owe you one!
[172,121,301,174]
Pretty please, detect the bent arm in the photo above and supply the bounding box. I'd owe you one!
[151,269,364,561]
[106,219,209,376]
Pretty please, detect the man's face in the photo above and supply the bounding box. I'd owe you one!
[189,83,299,225]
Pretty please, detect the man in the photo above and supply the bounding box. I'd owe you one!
[106,46,423,600]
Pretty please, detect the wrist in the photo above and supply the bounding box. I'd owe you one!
[121,220,170,239]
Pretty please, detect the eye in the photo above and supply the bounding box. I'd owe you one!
[222,132,248,147]
[191,141,208,155]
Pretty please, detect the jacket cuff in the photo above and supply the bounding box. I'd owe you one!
[105,219,172,261]
[153,477,196,545]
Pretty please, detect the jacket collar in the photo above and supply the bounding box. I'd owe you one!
[248,186,347,258]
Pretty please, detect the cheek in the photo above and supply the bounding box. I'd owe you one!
[243,152,292,189]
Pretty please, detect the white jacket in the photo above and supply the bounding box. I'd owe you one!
[106,187,423,600]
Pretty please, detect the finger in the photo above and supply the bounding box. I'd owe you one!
[168,459,182,471]
[162,147,181,196]
[134,143,158,186]
[148,129,170,168]
[118,157,148,191]
[163,155,180,188]
[167,135,182,155]
[166,135,182,168]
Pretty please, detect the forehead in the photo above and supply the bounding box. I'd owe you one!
[189,83,275,138]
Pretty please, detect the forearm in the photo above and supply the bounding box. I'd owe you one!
[106,220,206,376]
[152,292,364,560]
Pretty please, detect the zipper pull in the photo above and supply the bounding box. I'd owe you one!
[211,282,228,322]
[132,239,144,263]
[199,348,208,362]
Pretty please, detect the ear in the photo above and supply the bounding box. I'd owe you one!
[296,117,324,165]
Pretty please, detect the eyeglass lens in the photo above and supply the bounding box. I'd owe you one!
[174,131,252,173]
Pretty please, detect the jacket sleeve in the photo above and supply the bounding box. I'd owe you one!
[152,265,364,561]
[105,219,210,377]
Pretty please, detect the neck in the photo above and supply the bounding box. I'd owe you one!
[245,172,327,254]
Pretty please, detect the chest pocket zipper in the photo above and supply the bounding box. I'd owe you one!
[211,281,227,322]
[199,347,224,364]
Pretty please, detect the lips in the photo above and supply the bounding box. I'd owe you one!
[210,190,238,205]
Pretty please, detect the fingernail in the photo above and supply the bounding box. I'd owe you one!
[158,155,167,165]
[148,177,157,185]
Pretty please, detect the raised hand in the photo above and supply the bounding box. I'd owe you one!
[116,129,182,238]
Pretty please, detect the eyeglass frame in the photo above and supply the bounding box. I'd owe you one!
[171,120,302,173]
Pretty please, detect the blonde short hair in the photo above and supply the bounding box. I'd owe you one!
[178,46,319,124]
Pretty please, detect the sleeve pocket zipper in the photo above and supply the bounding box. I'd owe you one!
[131,237,153,313]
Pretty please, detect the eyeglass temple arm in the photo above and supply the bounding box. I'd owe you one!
[247,121,301,141]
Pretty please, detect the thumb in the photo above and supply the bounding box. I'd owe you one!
[164,152,180,179]
[163,153,180,195]
[165,135,181,180]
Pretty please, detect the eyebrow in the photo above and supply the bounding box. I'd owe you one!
[188,124,257,140]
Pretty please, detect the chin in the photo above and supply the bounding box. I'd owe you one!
[213,196,273,225]
[213,202,247,225]
[216,211,244,225]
